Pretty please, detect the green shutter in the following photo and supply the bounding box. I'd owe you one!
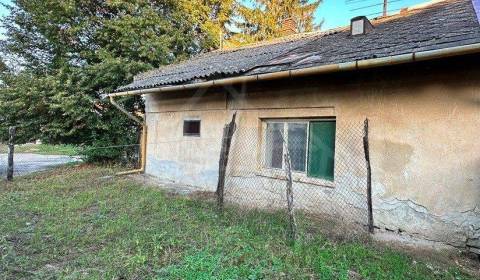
[308,121,336,181]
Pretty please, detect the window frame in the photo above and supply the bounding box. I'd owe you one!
[262,118,336,180]
[263,119,310,174]
[183,119,201,137]
[264,121,286,170]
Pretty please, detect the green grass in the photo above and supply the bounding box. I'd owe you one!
[0,143,79,156]
[0,166,475,279]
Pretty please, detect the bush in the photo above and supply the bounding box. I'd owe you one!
[79,135,140,166]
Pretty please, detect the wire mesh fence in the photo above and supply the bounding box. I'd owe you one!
[0,127,141,181]
[135,116,373,242]
[3,120,479,262]
[1,117,372,241]
[81,144,141,167]
[155,115,480,262]
[0,145,142,181]
[222,119,371,237]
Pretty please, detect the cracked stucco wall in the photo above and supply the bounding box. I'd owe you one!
[143,58,480,251]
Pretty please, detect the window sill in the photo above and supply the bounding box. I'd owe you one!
[255,168,335,189]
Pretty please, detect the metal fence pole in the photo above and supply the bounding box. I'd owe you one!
[7,126,16,181]
[363,119,374,233]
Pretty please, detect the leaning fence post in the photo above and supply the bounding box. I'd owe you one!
[363,119,374,233]
[7,126,16,181]
[216,113,237,212]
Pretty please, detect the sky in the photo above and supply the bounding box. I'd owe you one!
[0,0,431,38]
[316,0,430,30]
[0,0,10,39]
[0,0,9,18]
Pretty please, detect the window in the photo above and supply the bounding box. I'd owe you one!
[265,122,284,169]
[183,120,200,136]
[307,121,336,181]
[264,119,336,181]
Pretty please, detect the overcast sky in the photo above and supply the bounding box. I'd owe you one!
[0,0,430,38]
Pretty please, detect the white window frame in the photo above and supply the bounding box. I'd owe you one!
[263,119,309,174]
[260,118,337,188]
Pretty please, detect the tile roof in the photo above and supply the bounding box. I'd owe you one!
[117,0,480,92]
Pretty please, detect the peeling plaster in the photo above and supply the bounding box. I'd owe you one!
[374,196,480,249]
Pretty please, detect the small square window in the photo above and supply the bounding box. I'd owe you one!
[183,120,200,137]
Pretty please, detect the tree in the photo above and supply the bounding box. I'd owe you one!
[0,59,6,74]
[0,0,235,147]
[183,0,237,50]
[231,0,322,45]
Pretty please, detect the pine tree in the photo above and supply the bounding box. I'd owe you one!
[231,0,322,45]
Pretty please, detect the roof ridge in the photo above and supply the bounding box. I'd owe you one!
[370,0,454,23]
[218,27,347,52]
[138,0,456,78]
[123,0,478,91]
[134,28,345,81]
[206,0,456,53]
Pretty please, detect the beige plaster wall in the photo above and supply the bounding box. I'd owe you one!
[143,58,480,249]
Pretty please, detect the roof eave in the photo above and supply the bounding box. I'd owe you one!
[109,42,480,98]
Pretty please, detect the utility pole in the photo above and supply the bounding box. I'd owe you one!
[383,0,388,16]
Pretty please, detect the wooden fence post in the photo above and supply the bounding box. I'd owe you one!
[7,126,16,181]
[363,119,374,233]
[284,150,297,243]
[216,113,237,212]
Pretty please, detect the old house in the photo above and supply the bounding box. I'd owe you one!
[111,0,480,253]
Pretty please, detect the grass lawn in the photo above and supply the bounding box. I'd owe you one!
[0,143,79,156]
[0,166,476,279]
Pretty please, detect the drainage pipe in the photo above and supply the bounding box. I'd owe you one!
[108,42,480,98]
[109,96,147,175]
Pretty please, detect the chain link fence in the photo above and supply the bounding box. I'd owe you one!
[138,116,480,265]
[138,116,373,242]
[3,119,479,267]
[1,127,141,181]
[221,119,372,238]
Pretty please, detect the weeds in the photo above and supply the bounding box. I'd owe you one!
[0,166,475,279]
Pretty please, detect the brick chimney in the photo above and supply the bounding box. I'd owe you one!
[280,18,297,36]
